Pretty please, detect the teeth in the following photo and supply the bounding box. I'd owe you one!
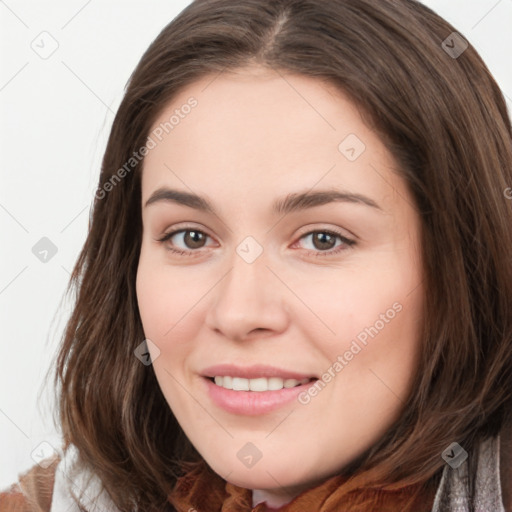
[284,378,302,388]
[212,376,310,392]
[232,377,249,391]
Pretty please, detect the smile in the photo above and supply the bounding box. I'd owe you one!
[200,364,319,415]
[211,376,313,391]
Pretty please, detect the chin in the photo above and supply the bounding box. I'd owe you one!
[207,456,313,491]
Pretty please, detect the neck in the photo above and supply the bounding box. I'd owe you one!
[250,473,336,508]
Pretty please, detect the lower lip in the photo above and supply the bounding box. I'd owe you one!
[203,377,316,415]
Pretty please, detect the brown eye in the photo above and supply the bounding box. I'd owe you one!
[296,229,356,257]
[182,230,207,249]
[158,229,211,252]
[311,232,337,251]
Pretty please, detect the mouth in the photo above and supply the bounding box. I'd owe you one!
[206,375,316,391]
[200,364,319,415]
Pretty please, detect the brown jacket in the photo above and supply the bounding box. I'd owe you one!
[0,454,58,512]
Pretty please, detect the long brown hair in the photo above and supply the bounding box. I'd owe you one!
[49,0,512,510]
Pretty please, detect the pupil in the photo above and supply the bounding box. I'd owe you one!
[314,232,335,250]
[185,231,205,248]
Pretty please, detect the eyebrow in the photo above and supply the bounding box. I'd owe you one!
[144,187,383,215]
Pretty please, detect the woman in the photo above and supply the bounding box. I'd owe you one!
[2,0,511,510]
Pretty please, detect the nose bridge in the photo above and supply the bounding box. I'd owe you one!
[205,238,289,340]
[225,252,264,304]
[220,240,274,313]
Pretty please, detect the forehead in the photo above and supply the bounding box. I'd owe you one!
[141,67,409,216]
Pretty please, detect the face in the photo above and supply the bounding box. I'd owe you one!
[136,66,424,499]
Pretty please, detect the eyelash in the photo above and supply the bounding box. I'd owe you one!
[157,227,356,258]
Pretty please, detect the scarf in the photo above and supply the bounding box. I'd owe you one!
[167,458,439,512]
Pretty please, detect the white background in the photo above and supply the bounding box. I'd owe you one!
[1,0,511,490]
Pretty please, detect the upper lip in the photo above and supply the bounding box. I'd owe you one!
[201,364,317,380]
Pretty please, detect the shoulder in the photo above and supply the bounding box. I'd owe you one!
[0,455,60,512]
[501,417,512,512]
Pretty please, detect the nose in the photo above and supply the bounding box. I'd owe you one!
[204,249,290,342]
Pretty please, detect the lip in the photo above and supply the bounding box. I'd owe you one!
[203,376,316,415]
[200,364,318,416]
[201,363,317,381]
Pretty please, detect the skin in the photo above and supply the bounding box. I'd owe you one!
[136,65,425,508]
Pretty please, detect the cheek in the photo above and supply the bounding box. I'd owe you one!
[135,254,217,388]
[136,260,168,338]
[135,257,198,412]
[301,255,423,401]
[301,256,420,343]
[136,253,201,343]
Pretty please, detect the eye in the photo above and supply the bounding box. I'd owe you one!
[295,229,356,257]
[156,227,356,258]
[157,228,214,256]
